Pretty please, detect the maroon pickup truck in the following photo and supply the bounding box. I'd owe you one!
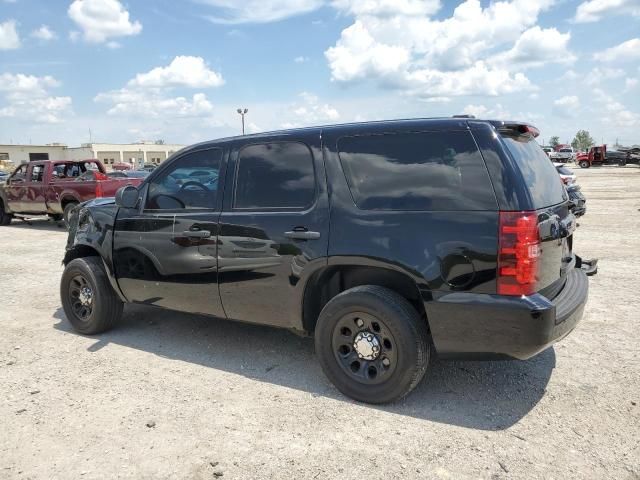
[0,159,143,226]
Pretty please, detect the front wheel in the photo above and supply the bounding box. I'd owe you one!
[0,200,12,226]
[579,160,590,168]
[60,257,123,334]
[315,285,430,404]
[63,202,78,227]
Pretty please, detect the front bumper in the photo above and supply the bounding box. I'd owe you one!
[425,267,591,360]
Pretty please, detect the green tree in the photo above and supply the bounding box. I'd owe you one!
[571,130,595,152]
[549,136,560,148]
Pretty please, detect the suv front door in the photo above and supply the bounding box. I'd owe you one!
[218,132,329,329]
[113,147,226,317]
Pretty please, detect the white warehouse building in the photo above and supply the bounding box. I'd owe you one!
[0,141,186,170]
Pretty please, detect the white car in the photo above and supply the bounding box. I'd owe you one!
[553,162,576,185]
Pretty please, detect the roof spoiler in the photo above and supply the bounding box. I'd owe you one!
[489,120,540,138]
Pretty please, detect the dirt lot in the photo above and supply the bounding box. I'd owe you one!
[1,165,639,479]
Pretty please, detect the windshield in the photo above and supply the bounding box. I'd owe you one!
[500,133,567,208]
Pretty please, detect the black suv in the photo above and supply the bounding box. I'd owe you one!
[61,118,596,404]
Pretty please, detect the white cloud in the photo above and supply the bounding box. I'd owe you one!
[462,103,511,118]
[331,0,441,16]
[553,95,580,118]
[325,0,558,98]
[95,57,224,120]
[201,0,323,24]
[490,26,575,69]
[0,19,20,50]
[95,90,214,118]
[283,92,340,128]
[584,67,625,86]
[626,78,638,90]
[30,25,56,41]
[594,38,640,62]
[68,0,142,43]
[574,0,640,22]
[128,56,224,88]
[294,56,309,63]
[0,73,71,123]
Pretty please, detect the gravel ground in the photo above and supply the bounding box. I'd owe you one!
[1,165,639,479]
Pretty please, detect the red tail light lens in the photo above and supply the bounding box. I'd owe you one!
[498,211,540,296]
[95,181,104,198]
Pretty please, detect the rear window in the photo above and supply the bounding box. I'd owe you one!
[337,131,497,211]
[500,134,567,208]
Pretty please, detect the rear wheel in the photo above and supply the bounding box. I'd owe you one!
[579,160,590,168]
[60,257,123,334]
[0,200,12,226]
[315,285,430,404]
[63,202,78,227]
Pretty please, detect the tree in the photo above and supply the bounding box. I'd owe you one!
[571,130,595,152]
[549,136,560,148]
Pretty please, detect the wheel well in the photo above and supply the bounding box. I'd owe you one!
[302,265,427,333]
[63,244,100,266]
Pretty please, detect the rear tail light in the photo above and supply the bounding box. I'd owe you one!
[95,181,104,198]
[497,211,540,296]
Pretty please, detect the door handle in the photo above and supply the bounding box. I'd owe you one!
[284,229,320,240]
[183,230,211,238]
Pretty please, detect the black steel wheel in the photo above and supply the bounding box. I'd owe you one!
[60,257,123,335]
[68,274,94,321]
[315,285,430,404]
[331,311,398,385]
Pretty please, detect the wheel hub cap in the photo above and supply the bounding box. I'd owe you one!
[353,331,381,360]
[79,287,93,306]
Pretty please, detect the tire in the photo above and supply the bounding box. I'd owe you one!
[0,199,12,226]
[60,257,123,335]
[314,285,430,404]
[579,160,590,168]
[63,202,78,227]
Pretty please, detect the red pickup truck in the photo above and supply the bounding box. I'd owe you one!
[0,159,143,226]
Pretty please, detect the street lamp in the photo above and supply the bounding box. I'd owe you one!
[237,108,248,135]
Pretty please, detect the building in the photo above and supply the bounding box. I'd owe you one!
[0,141,186,171]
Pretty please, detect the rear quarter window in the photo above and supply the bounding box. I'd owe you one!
[337,130,497,211]
[500,134,567,208]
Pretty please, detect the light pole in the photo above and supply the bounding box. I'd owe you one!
[237,108,248,135]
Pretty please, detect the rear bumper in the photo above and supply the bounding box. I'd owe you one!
[425,267,589,360]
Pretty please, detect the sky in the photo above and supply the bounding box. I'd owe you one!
[0,0,639,147]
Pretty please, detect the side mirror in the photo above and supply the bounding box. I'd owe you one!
[115,185,139,209]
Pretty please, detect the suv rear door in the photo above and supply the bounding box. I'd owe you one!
[218,131,329,329]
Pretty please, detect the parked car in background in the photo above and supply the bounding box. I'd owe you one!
[567,184,586,218]
[575,145,638,168]
[61,117,596,404]
[108,170,150,179]
[554,162,576,185]
[553,147,574,163]
[111,163,133,171]
[0,159,144,226]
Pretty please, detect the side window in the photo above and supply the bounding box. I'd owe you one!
[337,131,497,211]
[11,165,27,182]
[234,142,315,209]
[146,148,222,211]
[30,164,45,182]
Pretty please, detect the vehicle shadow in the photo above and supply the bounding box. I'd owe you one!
[53,304,555,431]
[6,218,65,231]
